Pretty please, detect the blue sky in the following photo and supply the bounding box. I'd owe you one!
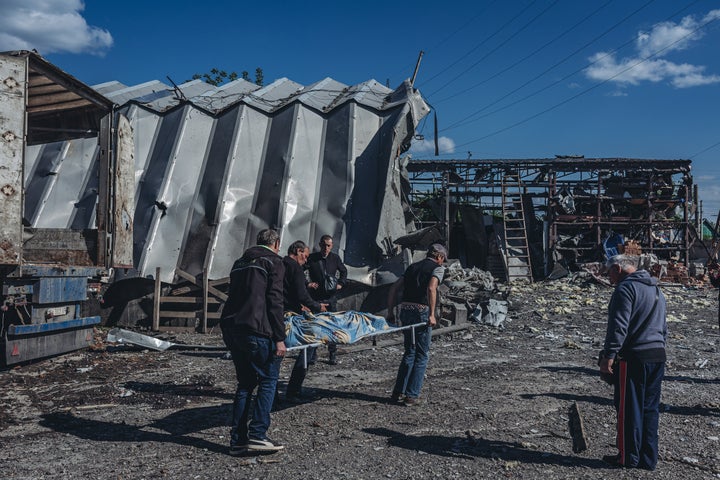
[2,0,719,222]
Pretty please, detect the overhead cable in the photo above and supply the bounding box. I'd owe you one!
[444,12,720,153]
[426,0,561,97]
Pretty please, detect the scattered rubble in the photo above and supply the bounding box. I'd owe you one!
[1,275,719,479]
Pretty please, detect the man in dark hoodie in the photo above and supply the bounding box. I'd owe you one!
[220,229,286,456]
[282,240,327,401]
[599,254,667,470]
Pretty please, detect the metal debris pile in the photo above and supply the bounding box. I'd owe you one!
[438,262,510,328]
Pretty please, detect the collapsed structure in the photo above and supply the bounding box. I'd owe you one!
[406,157,697,281]
[1,51,711,361]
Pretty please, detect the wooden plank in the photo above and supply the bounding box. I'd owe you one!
[27,98,93,113]
[175,268,197,285]
[201,267,209,333]
[208,285,228,302]
[0,54,25,265]
[569,401,588,453]
[112,114,134,268]
[159,296,220,304]
[152,267,161,331]
[206,312,223,319]
[209,277,229,287]
[176,268,227,301]
[156,326,197,333]
[158,311,197,319]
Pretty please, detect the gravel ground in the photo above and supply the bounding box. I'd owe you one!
[1,278,719,479]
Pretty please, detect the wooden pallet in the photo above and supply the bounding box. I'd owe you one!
[152,267,228,333]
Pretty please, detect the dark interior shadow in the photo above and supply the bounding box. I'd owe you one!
[40,406,229,454]
[520,392,613,407]
[363,427,606,468]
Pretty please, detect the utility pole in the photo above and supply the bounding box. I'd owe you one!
[410,51,424,86]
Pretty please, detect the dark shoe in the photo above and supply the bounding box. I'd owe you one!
[229,444,249,456]
[403,397,420,406]
[248,437,284,453]
[390,392,403,403]
[602,454,622,467]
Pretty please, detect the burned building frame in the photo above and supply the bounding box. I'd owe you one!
[406,157,695,280]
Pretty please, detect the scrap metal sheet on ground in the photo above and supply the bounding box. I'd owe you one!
[284,310,397,348]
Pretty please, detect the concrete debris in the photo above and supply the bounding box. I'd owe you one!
[443,263,496,292]
[471,298,509,328]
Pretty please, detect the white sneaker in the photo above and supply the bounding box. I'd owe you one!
[248,437,284,452]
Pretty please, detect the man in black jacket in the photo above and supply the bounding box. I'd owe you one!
[283,240,327,401]
[283,241,327,315]
[306,235,347,364]
[220,229,286,456]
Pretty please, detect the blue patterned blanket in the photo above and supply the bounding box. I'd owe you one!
[284,310,397,348]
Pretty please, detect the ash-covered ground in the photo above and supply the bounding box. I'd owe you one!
[1,278,719,479]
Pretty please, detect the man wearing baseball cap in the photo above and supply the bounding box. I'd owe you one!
[387,243,447,406]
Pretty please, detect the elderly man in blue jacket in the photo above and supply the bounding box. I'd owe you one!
[599,254,667,470]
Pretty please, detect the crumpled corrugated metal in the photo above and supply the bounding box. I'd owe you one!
[23,76,430,283]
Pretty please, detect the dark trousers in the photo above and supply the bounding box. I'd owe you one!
[221,326,281,447]
[286,346,317,396]
[613,359,664,470]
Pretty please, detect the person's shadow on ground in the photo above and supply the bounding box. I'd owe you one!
[40,404,229,454]
[363,427,606,468]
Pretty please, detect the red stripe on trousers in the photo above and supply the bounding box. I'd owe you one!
[617,360,627,465]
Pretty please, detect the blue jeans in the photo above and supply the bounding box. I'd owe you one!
[221,327,281,447]
[393,307,431,399]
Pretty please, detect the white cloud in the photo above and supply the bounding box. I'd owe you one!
[584,9,720,89]
[0,0,113,55]
[410,136,456,155]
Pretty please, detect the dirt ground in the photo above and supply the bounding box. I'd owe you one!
[1,277,719,480]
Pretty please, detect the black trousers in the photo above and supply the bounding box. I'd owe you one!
[613,359,664,470]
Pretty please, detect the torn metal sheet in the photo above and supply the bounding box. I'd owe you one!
[24,76,430,283]
[106,328,225,351]
[471,299,509,328]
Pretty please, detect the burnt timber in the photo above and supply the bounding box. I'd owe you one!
[407,157,694,280]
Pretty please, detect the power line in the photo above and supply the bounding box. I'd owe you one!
[426,0,562,98]
[433,0,615,104]
[442,11,720,153]
[418,0,539,89]
[391,0,501,83]
[690,140,720,159]
[442,0,703,133]
[441,0,664,132]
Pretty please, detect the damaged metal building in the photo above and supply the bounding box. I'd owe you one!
[406,157,695,281]
[16,53,430,283]
[2,50,431,338]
